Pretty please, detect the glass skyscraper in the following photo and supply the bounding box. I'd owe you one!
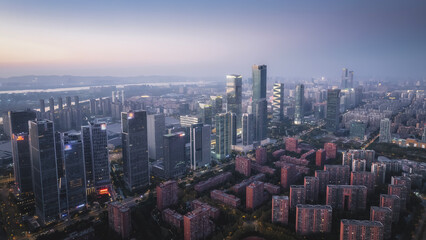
[215,112,236,159]
[272,83,284,122]
[242,113,254,146]
[226,74,242,128]
[326,89,341,132]
[252,64,268,141]
[294,84,304,125]
[190,123,211,169]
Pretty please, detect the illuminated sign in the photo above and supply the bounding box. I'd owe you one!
[99,188,109,195]
[128,112,134,119]
[179,133,185,137]
[16,136,25,141]
[76,204,85,209]
[101,124,107,130]
[64,144,72,151]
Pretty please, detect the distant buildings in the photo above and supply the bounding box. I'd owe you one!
[379,118,392,143]
[272,196,289,225]
[326,89,341,132]
[326,185,367,212]
[156,181,178,211]
[226,74,243,128]
[296,204,332,235]
[108,201,131,240]
[272,83,284,122]
[341,68,354,89]
[294,84,304,125]
[246,181,264,209]
[190,123,211,170]
[350,120,366,140]
[122,111,149,191]
[340,219,383,240]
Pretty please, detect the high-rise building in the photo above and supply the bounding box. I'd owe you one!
[340,219,383,240]
[290,185,305,211]
[39,99,45,113]
[66,96,72,108]
[294,84,304,125]
[180,115,201,128]
[89,99,96,115]
[315,170,330,196]
[235,156,251,177]
[29,120,59,223]
[61,132,87,213]
[326,89,341,132]
[8,110,36,193]
[304,176,319,203]
[184,207,214,240]
[156,180,178,211]
[351,159,366,172]
[281,164,296,189]
[226,74,242,127]
[163,132,186,178]
[326,185,367,211]
[324,165,350,185]
[147,114,165,160]
[388,184,408,211]
[252,65,267,101]
[255,147,267,165]
[74,96,80,110]
[316,149,326,167]
[324,142,337,159]
[272,83,284,122]
[58,97,63,110]
[296,204,332,235]
[341,68,354,89]
[350,120,366,140]
[286,137,298,152]
[370,206,392,239]
[201,105,213,125]
[246,181,264,209]
[210,95,223,114]
[242,113,254,146]
[190,123,211,170]
[371,162,387,185]
[380,194,401,223]
[108,201,131,240]
[272,196,289,225]
[81,122,110,190]
[215,112,236,159]
[252,99,268,141]
[351,172,375,195]
[379,118,392,143]
[122,111,149,191]
[49,97,55,112]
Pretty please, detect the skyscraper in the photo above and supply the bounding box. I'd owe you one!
[272,195,289,225]
[252,65,267,101]
[122,111,149,191]
[8,110,36,193]
[190,123,211,169]
[58,97,63,110]
[215,112,236,159]
[294,84,304,125]
[163,132,186,178]
[252,65,268,142]
[226,74,242,127]
[147,114,165,160]
[272,83,284,122]
[61,132,87,213]
[379,118,392,143]
[341,68,354,89]
[326,89,341,132]
[39,99,45,113]
[49,97,55,112]
[242,113,254,146]
[29,120,59,223]
[81,122,110,191]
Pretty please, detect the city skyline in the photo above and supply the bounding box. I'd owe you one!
[1,0,426,79]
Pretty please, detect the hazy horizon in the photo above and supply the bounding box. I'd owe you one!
[1,0,426,79]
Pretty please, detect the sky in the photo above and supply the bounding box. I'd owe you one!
[0,0,426,80]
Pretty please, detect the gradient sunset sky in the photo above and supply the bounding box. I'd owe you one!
[1,0,425,79]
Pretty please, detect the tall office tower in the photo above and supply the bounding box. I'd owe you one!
[272,83,284,122]
[294,84,305,125]
[252,65,267,101]
[29,120,59,223]
[242,113,254,146]
[252,99,268,141]
[58,97,63,110]
[9,110,37,193]
[74,96,80,110]
[235,156,251,177]
[370,206,392,239]
[388,184,408,211]
[315,170,330,196]
[147,114,165,160]
[121,90,125,103]
[290,185,306,211]
[340,219,383,240]
[380,194,401,223]
[341,68,354,89]
[81,122,110,190]
[122,111,149,191]
[184,207,214,240]
[252,64,268,141]
[111,91,116,102]
[326,185,367,211]
[39,99,45,113]
[316,149,326,167]
[379,118,392,143]
[211,96,223,114]
[226,74,242,127]
[324,165,350,185]
[255,147,267,165]
[61,132,87,213]
[163,132,186,179]
[272,196,289,225]
[351,172,375,195]
[354,86,363,106]
[66,96,72,108]
[246,181,264,209]
[108,202,131,240]
[304,176,319,203]
[49,97,55,112]
[326,89,341,132]
[156,180,178,211]
[371,162,387,185]
[202,105,213,125]
[89,99,96,116]
[215,112,236,159]
[190,123,211,170]
[295,205,333,235]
